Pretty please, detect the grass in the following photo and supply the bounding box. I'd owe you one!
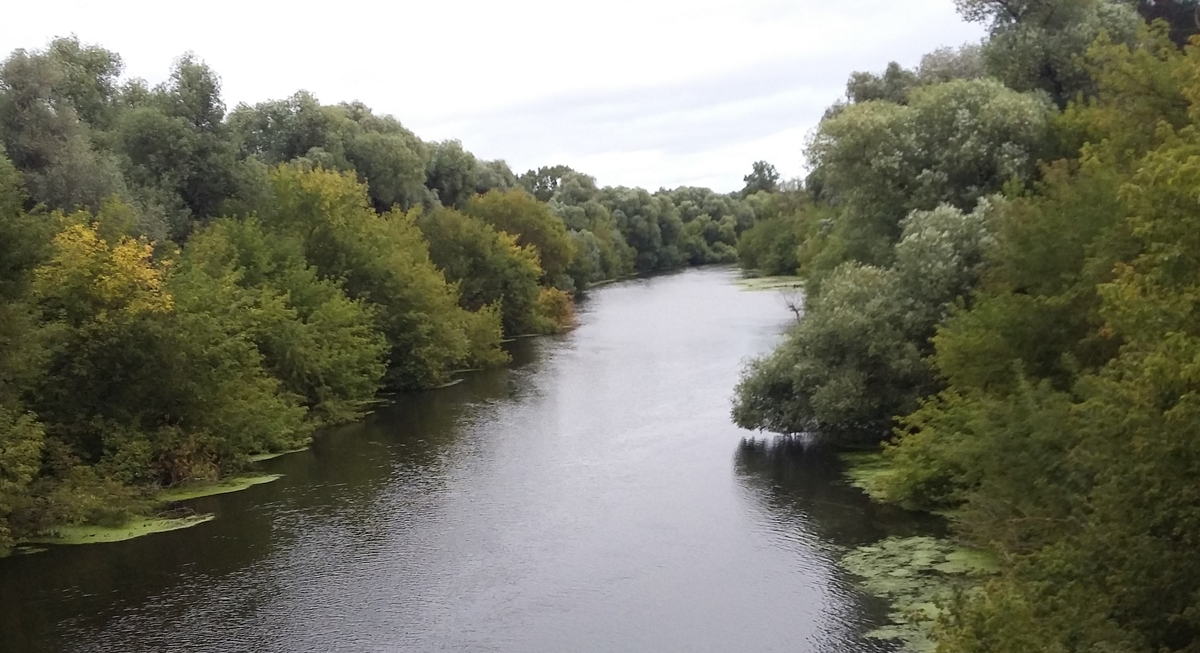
[157,474,283,502]
[24,514,217,546]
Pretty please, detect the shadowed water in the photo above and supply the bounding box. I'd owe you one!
[0,267,926,652]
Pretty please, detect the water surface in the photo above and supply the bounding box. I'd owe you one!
[0,267,925,652]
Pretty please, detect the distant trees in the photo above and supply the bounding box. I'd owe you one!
[519,164,577,202]
[740,161,780,196]
[228,93,431,213]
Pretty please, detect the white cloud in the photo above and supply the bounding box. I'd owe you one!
[1,0,985,192]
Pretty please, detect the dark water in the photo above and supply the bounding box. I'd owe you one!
[0,267,931,653]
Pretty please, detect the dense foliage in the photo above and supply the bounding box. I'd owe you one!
[734,2,1200,651]
[0,40,763,551]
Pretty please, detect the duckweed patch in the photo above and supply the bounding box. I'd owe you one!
[157,474,283,502]
[734,275,805,292]
[842,536,997,652]
[24,514,216,546]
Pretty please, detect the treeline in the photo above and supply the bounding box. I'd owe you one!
[0,39,764,551]
[734,0,1200,651]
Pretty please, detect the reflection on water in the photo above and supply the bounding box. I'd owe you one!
[733,438,946,653]
[734,437,944,547]
[0,268,936,653]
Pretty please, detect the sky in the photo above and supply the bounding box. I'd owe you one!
[2,0,986,193]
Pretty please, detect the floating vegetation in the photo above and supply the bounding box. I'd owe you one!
[157,474,283,502]
[430,378,466,389]
[15,475,282,549]
[249,448,310,463]
[734,275,805,292]
[842,536,997,652]
[13,545,48,555]
[24,514,216,546]
[842,451,897,503]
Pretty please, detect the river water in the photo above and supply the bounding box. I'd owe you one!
[0,267,930,653]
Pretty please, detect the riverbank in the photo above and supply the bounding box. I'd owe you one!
[0,268,914,652]
[710,269,990,652]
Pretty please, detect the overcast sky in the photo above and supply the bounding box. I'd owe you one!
[3,0,984,192]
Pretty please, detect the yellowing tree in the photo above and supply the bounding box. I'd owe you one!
[34,223,173,323]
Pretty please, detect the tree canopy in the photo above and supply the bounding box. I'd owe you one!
[0,37,766,551]
[734,10,1200,652]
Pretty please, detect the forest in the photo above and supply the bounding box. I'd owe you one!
[733,0,1200,650]
[8,0,1200,649]
[0,38,770,552]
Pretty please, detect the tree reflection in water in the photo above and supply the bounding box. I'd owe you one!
[733,436,945,652]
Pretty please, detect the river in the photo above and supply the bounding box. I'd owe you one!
[0,267,931,653]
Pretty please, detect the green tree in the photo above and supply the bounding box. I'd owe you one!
[176,217,387,423]
[808,78,1052,266]
[425,140,479,209]
[733,203,990,441]
[956,0,1141,106]
[598,187,684,272]
[417,206,551,336]
[0,43,128,212]
[519,164,577,202]
[547,172,636,283]
[259,164,505,388]
[229,94,430,213]
[740,161,781,196]
[466,189,577,288]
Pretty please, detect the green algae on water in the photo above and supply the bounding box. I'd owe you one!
[17,475,281,549]
[157,474,283,502]
[734,275,805,292]
[842,536,998,652]
[249,448,309,463]
[24,514,216,546]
